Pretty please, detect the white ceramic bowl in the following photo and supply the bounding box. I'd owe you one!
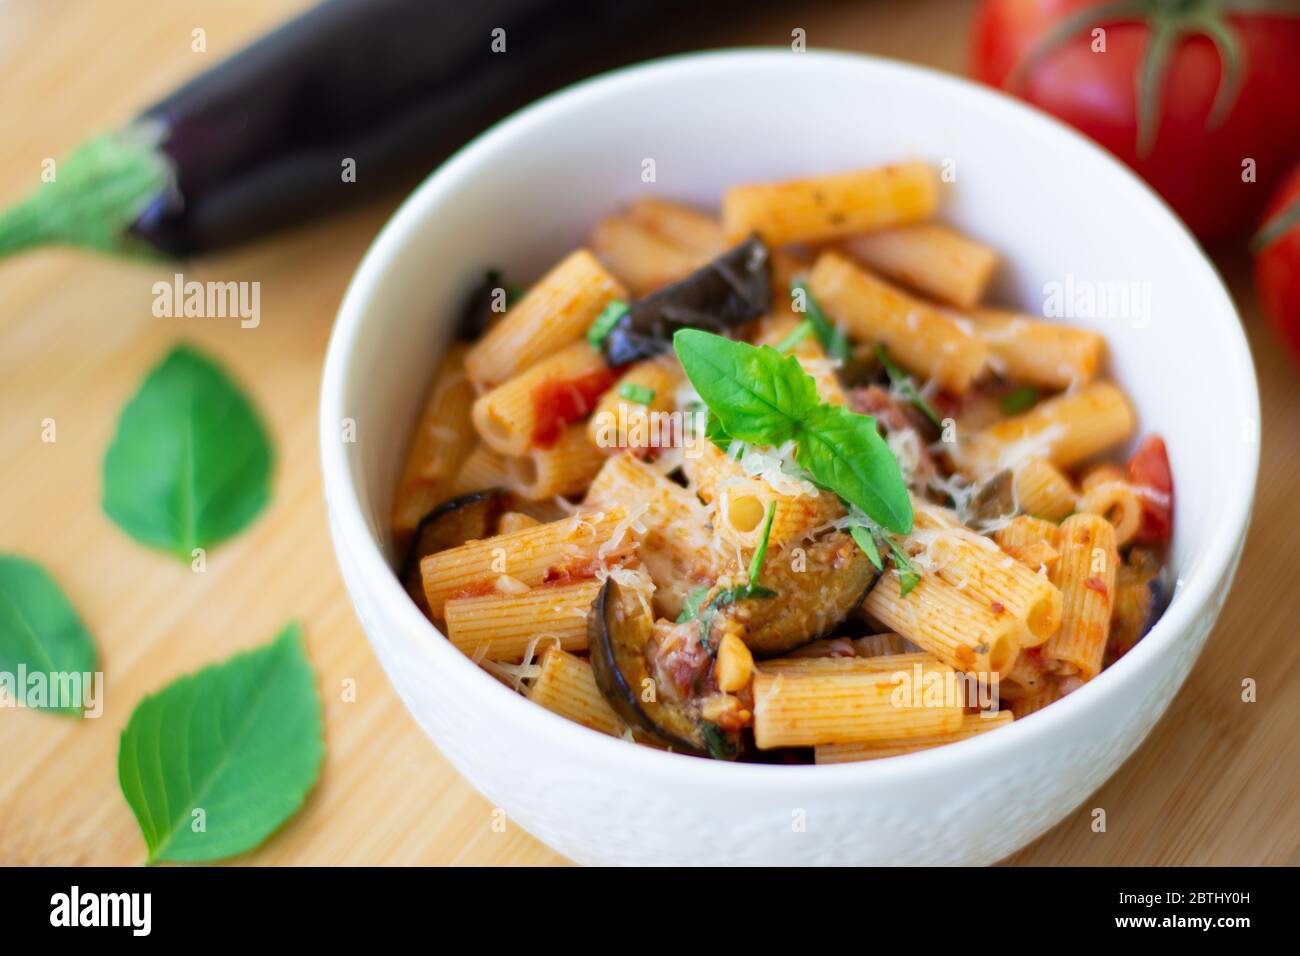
[320,50,1258,866]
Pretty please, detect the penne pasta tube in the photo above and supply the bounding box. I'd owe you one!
[807,250,988,393]
[683,440,844,552]
[853,632,919,657]
[912,526,1063,646]
[1077,480,1142,548]
[391,344,477,535]
[586,357,683,454]
[1079,462,1126,492]
[758,652,949,676]
[445,579,602,661]
[783,637,859,658]
[752,667,964,749]
[464,249,626,389]
[968,308,1105,389]
[815,710,1013,763]
[995,515,1062,574]
[1008,682,1063,719]
[444,442,512,499]
[997,648,1050,700]
[527,647,625,736]
[420,506,632,619]
[1012,456,1077,521]
[995,515,1061,551]
[472,341,615,456]
[841,223,998,308]
[590,215,702,296]
[583,453,718,620]
[959,382,1136,478]
[862,569,1019,676]
[506,423,607,500]
[496,511,540,535]
[722,162,938,245]
[1043,513,1119,680]
[625,198,727,258]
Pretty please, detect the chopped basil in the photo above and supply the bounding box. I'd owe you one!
[618,383,656,405]
[849,524,884,573]
[875,344,942,428]
[774,318,815,353]
[789,279,850,361]
[586,299,629,348]
[698,583,777,650]
[675,585,711,624]
[747,501,778,586]
[999,385,1038,415]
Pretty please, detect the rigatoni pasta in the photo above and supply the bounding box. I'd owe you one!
[390,160,1174,763]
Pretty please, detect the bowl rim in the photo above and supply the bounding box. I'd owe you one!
[320,47,1260,789]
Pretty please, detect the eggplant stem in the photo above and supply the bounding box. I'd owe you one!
[0,128,173,259]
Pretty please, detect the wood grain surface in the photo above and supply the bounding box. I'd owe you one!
[1,0,1296,866]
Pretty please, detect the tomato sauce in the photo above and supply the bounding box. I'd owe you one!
[530,367,620,448]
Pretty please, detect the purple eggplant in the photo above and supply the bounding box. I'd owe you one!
[0,0,722,259]
[600,237,772,366]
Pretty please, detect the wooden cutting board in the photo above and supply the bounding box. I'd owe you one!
[1,0,1296,866]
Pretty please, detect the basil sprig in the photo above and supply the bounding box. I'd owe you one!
[790,280,850,361]
[674,329,912,536]
[690,502,780,647]
[875,344,942,428]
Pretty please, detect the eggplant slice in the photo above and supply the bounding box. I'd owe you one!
[400,489,512,614]
[601,237,772,366]
[712,532,879,658]
[588,578,736,758]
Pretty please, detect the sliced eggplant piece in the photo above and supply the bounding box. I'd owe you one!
[588,577,737,758]
[601,237,772,366]
[399,489,512,614]
[968,469,1015,525]
[457,269,508,341]
[711,532,879,658]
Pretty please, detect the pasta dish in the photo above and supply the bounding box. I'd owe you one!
[389,162,1175,763]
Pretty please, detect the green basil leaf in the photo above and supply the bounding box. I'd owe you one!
[698,584,777,649]
[103,344,273,561]
[675,585,712,623]
[748,501,778,586]
[704,410,734,452]
[700,721,738,760]
[118,621,323,864]
[673,329,818,445]
[887,538,922,597]
[790,280,850,361]
[875,344,942,428]
[618,383,656,405]
[849,525,884,573]
[587,299,628,348]
[796,404,913,535]
[999,385,1038,415]
[0,555,98,716]
[774,318,815,353]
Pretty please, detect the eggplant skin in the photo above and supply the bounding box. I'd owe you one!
[400,489,511,614]
[716,532,879,658]
[601,237,772,366]
[587,579,712,756]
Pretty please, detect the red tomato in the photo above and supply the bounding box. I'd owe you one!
[971,1,1300,244]
[1127,435,1173,545]
[1254,164,1300,367]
